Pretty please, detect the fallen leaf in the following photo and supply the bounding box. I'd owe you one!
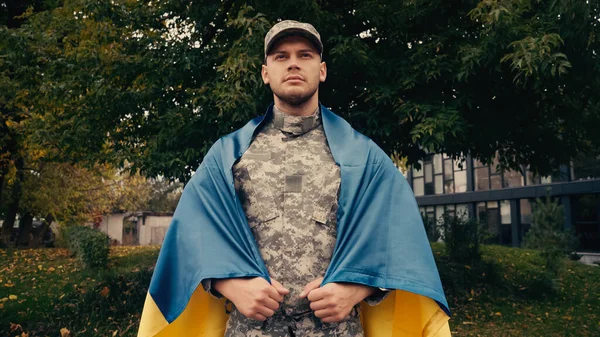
[0,303,4,309]
[100,286,110,297]
[60,327,70,337]
[9,295,17,300]
[10,323,22,333]
[21,332,29,337]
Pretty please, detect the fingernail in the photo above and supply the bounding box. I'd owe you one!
[299,291,305,297]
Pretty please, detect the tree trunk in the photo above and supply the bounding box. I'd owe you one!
[29,214,54,248]
[16,212,33,246]
[1,156,24,245]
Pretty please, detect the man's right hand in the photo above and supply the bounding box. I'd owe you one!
[213,277,289,321]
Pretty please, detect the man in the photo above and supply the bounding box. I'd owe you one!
[138,20,451,337]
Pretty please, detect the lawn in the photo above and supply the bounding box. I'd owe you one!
[1,245,598,336]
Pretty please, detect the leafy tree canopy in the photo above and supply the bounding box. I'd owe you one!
[3,0,600,182]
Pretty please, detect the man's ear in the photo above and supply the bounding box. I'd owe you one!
[319,61,327,83]
[261,64,270,85]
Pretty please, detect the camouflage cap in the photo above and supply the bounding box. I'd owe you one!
[264,20,323,58]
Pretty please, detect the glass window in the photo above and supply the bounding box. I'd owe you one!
[454,170,467,192]
[491,174,502,189]
[520,199,532,224]
[476,202,486,221]
[475,167,490,191]
[425,163,433,183]
[487,201,499,208]
[425,182,435,195]
[412,161,423,177]
[435,175,443,194]
[490,156,499,174]
[444,180,454,194]
[413,177,424,196]
[500,200,511,224]
[435,205,444,223]
[434,154,443,174]
[454,158,465,171]
[456,204,469,219]
[503,170,524,188]
[526,168,541,186]
[444,159,453,180]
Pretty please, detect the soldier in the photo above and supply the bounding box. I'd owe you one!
[137,19,451,337]
[201,20,388,337]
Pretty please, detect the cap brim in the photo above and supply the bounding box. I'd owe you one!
[265,28,323,56]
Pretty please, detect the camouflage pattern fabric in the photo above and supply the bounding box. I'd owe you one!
[204,105,387,336]
[224,304,364,337]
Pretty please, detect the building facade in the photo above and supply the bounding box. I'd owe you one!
[408,154,600,252]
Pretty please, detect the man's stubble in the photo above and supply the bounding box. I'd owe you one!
[271,83,319,107]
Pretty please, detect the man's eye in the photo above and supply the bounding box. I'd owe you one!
[302,53,312,58]
[275,55,286,60]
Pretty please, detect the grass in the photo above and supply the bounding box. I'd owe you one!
[0,244,599,336]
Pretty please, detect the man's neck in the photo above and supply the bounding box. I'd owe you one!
[274,96,319,116]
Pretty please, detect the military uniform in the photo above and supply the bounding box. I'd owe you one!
[203,106,387,336]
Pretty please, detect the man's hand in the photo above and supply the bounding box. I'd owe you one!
[213,277,289,321]
[299,277,376,323]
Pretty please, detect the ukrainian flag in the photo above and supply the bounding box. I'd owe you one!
[138,105,451,336]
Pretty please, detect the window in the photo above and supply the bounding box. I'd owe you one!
[412,154,466,196]
[475,167,489,191]
[500,200,512,245]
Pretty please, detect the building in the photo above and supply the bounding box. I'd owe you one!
[95,211,173,246]
[408,154,600,252]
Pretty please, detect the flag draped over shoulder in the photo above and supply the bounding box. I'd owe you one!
[137,104,452,337]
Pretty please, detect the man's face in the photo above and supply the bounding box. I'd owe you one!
[261,35,327,106]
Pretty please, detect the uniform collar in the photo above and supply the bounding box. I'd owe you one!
[271,105,321,136]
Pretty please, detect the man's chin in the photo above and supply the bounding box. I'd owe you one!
[275,89,317,107]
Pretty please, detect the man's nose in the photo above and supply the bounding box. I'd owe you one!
[287,57,301,70]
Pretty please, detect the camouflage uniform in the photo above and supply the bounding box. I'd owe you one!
[204,106,388,336]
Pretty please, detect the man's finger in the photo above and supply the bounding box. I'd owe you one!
[306,286,326,302]
[266,285,285,302]
[262,296,280,311]
[313,308,334,319]
[299,276,324,298]
[271,278,290,295]
[253,313,268,322]
[256,305,275,319]
[309,298,329,311]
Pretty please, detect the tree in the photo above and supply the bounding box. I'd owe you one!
[4,0,600,184]
[523,195,578,275]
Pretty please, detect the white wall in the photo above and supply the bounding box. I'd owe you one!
[97,213,126,244]
[139,215,172,246]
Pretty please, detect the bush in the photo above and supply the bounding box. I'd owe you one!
[66,226,110,269]
[439,211,488,265]
[523,195,578,276]
[422,213,441,242]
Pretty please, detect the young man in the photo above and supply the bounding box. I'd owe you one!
[138,21,451,337]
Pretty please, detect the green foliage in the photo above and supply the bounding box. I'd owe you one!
[523,195,578,275]
[439,211,487,265]
[1,0,598,183]
[66,226,110,269]
[421,213,441,242]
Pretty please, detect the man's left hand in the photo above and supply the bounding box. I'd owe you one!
[299,276,376,323]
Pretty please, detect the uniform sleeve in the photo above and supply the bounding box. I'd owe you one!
[363,287,391,306]
[201,278,224,299]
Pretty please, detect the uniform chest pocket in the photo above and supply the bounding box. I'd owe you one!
[233,159,279,229]
[310,166,340,236]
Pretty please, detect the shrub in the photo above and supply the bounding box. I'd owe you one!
[66,226,110,269]
[422,213,441,242]
[523,195,578,275]
[439,211,488,265]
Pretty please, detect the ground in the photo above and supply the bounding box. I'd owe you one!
[0,245,598,336]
